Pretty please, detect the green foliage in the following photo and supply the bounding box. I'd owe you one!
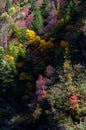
[76,121,86,130]
[28,0,36,6]
[12,27,28,43]
[8,6,16,16]
[0,46,5,59]
[47,18,66,39]
[47,62,86,120]
[5,0,11,12]
[32,7,43,34]
[0,0,85,129]
[64,1,75,22]
[0,46,17,103]
[47,0,75,39]
[41,0,50,16]
[8,39,26,60]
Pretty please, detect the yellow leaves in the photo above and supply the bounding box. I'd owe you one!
[49,37,55,42]
[26,29,55,52]
[5,54,14,64]
[8,6,16,16]
[19,72,29,80]
[19,72,33,81]
[60,18,65,22]
[67,73,72,81]
[33,104,41,119]
[63,60,73,82]
[26,29,40,44]
[39,39,46,48]
[8,40,26,60]
[64,60,71,68]
[65,47,69,55]
[60,40,69,58]
[19,43,23,47]
[60,40,69,48]
[35,35,41,42]
[39,39,54,52]
[69,85,77,92]
[16,61,24,68]
[26,29,36,39]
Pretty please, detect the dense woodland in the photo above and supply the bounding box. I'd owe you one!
[0,0,86,130]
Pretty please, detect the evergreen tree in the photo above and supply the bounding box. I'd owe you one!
[5,0,11,12]
[29,0,36,6]
[32,7,43,34]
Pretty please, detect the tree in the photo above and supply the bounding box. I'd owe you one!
[32,7,43,34]
[5,0,11,12]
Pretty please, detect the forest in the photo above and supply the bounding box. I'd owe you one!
[0,0,86,130]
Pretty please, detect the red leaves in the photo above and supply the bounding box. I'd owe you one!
[69,93,81,111]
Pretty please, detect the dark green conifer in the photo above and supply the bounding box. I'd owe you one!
[32,7,43,34]
[5,0,11,12]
